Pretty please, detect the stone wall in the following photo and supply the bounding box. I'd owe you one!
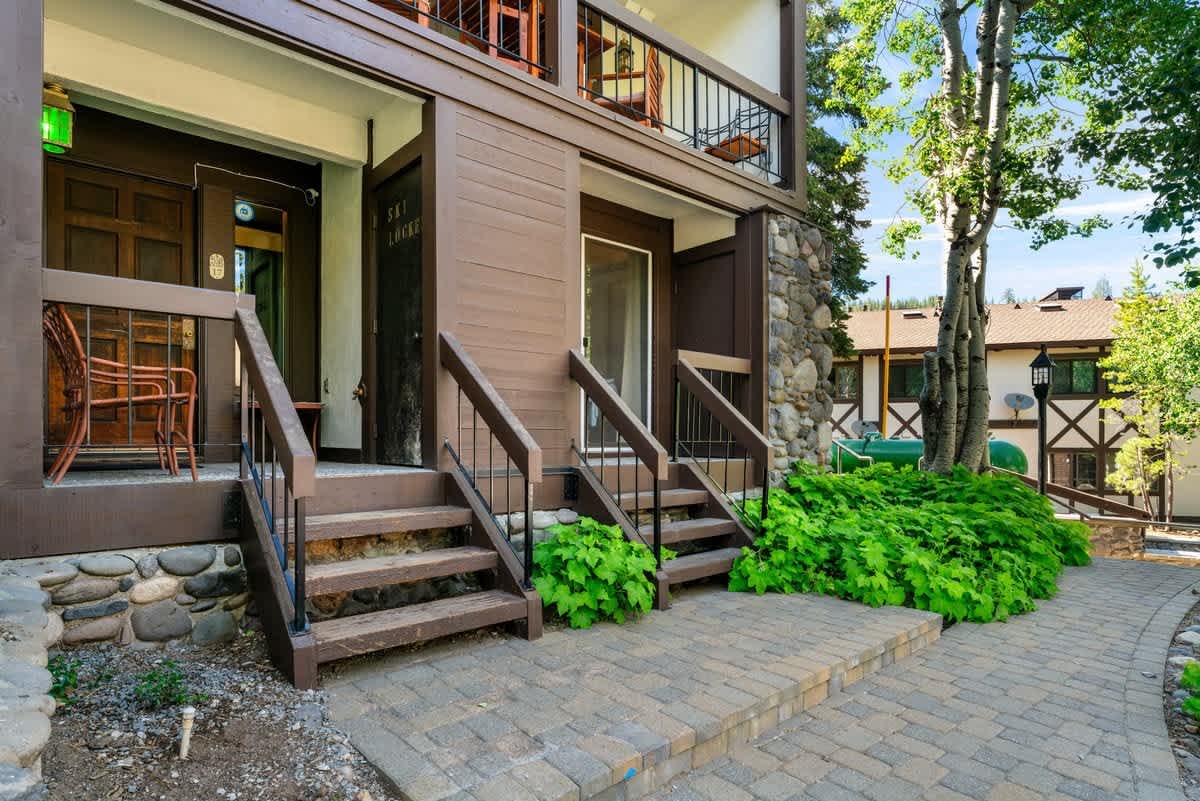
[1,544,252,650]
[1084,518,1146,558]
[0,571,58,801]
[766,213,834,483]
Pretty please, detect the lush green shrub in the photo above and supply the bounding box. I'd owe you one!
[1181,662,1200,721]
[729,463,1091,623]
[532,517,674,629]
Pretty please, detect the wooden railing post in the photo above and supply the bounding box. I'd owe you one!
[547,0,578,96]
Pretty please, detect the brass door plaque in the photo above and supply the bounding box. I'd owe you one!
[208,252,226,280]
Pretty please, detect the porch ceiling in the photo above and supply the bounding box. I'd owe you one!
[44,0,424,166]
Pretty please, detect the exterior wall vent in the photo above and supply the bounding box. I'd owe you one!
[901,310,926,319]
[1036,302,1065,312]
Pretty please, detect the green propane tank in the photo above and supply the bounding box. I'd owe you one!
[830,435,1028,473]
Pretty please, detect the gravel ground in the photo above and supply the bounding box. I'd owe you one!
[1165,595,1200,800]
[42,633,396,801]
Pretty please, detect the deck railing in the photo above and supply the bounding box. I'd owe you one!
[369,0,551,78]
[569,349,667,567]
[236,307,316,635]
[577,2,787,184]
[440,331,543,587]
[674,351,772,532]
[990,465,1150,521]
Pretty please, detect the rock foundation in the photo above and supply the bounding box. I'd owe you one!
[766,214,834,483]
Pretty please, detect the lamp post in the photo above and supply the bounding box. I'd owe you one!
[1030,345,1056,494]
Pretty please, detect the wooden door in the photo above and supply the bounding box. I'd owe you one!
[374,163,424,466]
[44,160,198,453]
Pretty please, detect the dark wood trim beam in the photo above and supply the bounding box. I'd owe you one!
[780,0,807,199]
[439,332,544,481]
[547,0,577,97]
[581,0,791,115]
[569,349,670,479]
[1,0,46,492]
[676,356,772,466]
[43,268,246,319]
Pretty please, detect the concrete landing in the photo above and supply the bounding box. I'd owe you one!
[324,586,942,801]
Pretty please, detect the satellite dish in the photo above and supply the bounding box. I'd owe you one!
[1005,393,1035,419]
[851,420,879,437]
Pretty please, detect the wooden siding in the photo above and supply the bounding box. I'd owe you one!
[448,107,580,466]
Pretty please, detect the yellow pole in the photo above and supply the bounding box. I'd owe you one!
[881,275,892,437]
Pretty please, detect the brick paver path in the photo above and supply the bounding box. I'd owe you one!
[648,559,1199,801]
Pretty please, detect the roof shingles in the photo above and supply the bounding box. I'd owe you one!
[845,298,1116,354]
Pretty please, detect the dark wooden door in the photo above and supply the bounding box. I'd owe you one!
[44,160,197,451]
[374,163,423,466]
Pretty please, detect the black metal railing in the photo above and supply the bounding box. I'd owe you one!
[440,332,542,587]
[568,349,666,567]
[236,308,315,635]
[674,354,770,533]
[577,3,785,184]
[370,0,551,79]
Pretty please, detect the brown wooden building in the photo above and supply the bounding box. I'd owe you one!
[2,0,817,684]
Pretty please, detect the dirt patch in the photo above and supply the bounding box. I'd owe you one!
[42,633,395,801]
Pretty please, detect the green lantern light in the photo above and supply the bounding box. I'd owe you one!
[42,84,74,154]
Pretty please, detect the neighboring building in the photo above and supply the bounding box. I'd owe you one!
[835,288,1200,519]
[2,0,831,683]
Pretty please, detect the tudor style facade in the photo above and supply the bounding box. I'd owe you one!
[1,0,828,684]
[834,288,1200,520]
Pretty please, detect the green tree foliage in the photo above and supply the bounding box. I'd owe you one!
[807,0,872,356]
[532,517,673,629]
[827,0,1200,471]
[1099,264,1200,519]
[729,464,1090,623]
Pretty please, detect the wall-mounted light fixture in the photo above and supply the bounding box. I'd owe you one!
[42,83,75,154]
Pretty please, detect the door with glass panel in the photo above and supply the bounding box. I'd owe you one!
[582,235,651,450]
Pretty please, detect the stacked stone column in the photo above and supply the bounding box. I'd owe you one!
[766,214,835,483]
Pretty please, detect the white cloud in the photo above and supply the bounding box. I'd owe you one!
[1054,194,1153,218]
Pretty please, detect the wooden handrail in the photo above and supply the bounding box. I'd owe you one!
[43,268,247,320]
[676,356,771,468]
[991,466,1149,520]
[674,349,752,376]
[440,332,543,482]
[569,349,669,479]
[234,307,316,498]
[580,0,791,117]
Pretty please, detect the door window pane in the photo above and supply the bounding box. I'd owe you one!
[583,236,650,448]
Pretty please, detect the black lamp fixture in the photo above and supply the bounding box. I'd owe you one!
[1030,345,1057,494]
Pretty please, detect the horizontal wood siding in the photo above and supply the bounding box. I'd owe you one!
[450,109,579,467]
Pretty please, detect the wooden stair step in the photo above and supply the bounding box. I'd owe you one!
[311,589,527,663]
[639,517,737,545]
[663,547,744,583]
[618,487,709,511]
[306,546,499,596]
[294,506,474,541]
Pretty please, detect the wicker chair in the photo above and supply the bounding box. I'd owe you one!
[43,303,198,484]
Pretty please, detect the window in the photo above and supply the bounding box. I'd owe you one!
[1051,358,1098,395]
[887,363,925,399]
[832,364,859,400]
[1051,451,1098,491]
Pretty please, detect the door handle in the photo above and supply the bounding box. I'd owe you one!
[352,378,367,403]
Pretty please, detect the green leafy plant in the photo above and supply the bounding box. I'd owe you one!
[133,660,206,709]
[729,463,1091,624]
[48,654,81,705]
[1180,662,1200,721]
[532,517,674,629]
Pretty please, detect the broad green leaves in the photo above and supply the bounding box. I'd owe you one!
[728,463,1092,624]
[531,516,674,629]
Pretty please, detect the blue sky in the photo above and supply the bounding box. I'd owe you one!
[856,167,1181,304]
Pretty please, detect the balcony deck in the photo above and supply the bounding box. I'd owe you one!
[48,461,427,488]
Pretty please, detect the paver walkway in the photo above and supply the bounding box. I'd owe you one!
[324,585,941,800]
[648,558,1199,801]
